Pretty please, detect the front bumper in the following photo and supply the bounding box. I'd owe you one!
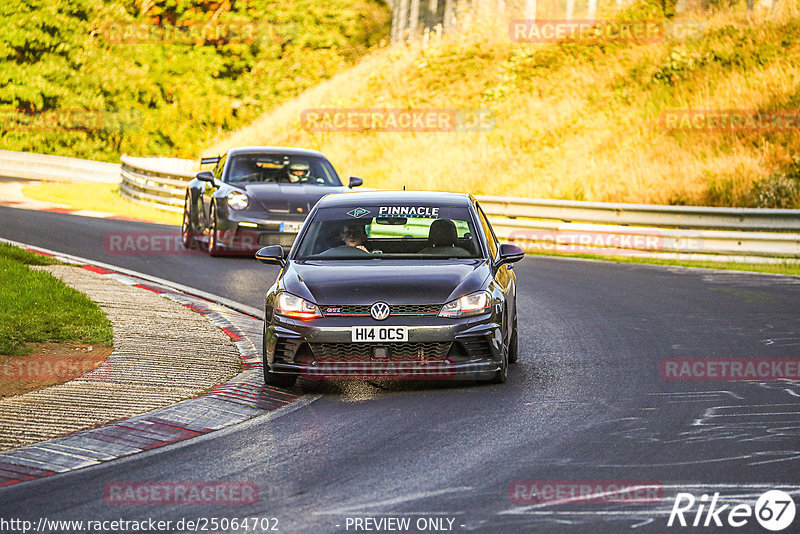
[215,214,303,253]
[264,313,503,380]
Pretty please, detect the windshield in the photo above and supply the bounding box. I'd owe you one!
[294,205,483,260]
[225,154,341,186]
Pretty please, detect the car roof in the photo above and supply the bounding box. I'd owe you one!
[317,190,474,208]
[225,146,326,158]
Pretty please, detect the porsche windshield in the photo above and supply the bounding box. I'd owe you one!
[226,154,341,186]
[294,205,483,260]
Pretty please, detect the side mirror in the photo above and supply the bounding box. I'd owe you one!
[255,245,286,267]
[496,243,524,267]
[196,171,215,182]
[348,176,363,188]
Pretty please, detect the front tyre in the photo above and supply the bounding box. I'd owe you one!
[181,194,195,249]
[207,203,222,257]
[508,317,519,364]
[489,348,508,384]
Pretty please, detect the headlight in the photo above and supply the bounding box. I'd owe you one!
[439,290,492,318]
[275,292,321,320]
[226,191,249,210]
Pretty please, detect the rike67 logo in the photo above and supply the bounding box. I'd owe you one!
[668,490,795,531]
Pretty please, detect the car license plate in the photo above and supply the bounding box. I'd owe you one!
[351,326,408,342]
[280,221,302,233]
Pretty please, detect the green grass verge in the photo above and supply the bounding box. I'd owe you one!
[0,243,62,266]
[0,244,114,356]
[22,182,181,226]
[526,250,800,276]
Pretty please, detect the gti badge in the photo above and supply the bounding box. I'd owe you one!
[347,207,371,218]
[370,302,390,321]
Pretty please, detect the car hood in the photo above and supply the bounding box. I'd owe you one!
[282,260,491,306]
[241,183,346,214]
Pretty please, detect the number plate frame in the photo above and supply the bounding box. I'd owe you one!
[280,221,303,233]
[351,326,408,343]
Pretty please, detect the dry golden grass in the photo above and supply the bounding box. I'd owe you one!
[205,2,800,205]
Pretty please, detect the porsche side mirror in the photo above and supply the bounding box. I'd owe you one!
[255,245,286,267]
[196,171,214,182]
[496,243,524,267]
[348,176,363,188]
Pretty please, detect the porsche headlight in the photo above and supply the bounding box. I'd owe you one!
[275,292,321,320]
[439,291,492,318]
[226,191,249,210]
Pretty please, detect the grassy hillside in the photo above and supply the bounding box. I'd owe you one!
[207,1,800,208]
[0,0,390,161]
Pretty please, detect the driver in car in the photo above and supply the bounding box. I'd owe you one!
[287,162,311,183]
[339,224,368,252]
[318,223,370,256]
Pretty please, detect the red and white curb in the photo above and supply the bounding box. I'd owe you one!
[32,207,153,223]
[0,239,310,488]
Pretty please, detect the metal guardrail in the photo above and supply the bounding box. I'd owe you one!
[476,197,800,258]
[488,220,800,258]
[3,151,799,260]
[119,155,198,213]
[0,149,119,184]
[476,196,800,232]
[116,155,800,260]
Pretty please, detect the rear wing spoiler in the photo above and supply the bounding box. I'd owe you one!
[200,156,220,165]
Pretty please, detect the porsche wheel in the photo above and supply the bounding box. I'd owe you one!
[181,194,194,249]
[207,204,222,257]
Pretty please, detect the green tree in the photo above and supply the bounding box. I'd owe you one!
[0,0,101,111]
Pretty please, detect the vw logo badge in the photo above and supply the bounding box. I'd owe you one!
[370,302,390,321]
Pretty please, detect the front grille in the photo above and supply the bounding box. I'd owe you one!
[320,304,441,317]
[310,342,451,361]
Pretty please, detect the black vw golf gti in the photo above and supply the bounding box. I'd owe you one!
[256,191,524,386]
